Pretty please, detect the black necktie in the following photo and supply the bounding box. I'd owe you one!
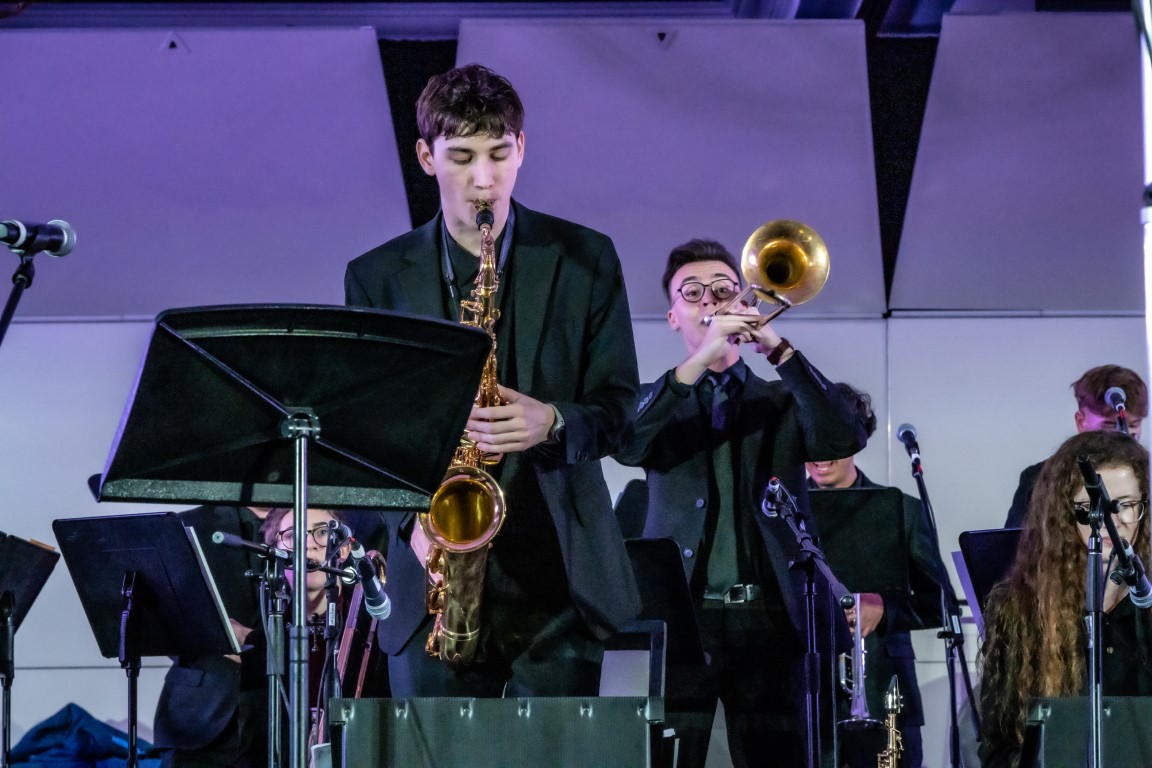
[704,372,739,596]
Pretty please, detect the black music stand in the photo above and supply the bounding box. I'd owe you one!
[808,487,909,767]
[91,304,491,768]
[0,532,59,768]
[52,512,240,768]
[809,487,910,595]
[957,528,1021,637]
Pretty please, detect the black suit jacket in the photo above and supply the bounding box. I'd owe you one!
[153,505,263,752]
[345,201,641,652]
[854,471,950,727]
[1004,460,1044,528]
[614,353,865,648]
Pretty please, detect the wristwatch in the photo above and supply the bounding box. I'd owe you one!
[766,337,793,366]
[547,405,566,443]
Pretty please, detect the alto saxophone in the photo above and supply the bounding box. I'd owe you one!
[418,202,507,669]
[877,675,904,768]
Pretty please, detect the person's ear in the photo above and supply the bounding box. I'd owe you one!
[1074,410,1086,433]
[667,306,679,332]
[416,138,436,176]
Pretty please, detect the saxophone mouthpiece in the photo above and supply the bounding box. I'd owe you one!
[475,204,495,231]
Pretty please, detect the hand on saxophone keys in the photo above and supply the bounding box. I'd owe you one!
[466,384,556,454]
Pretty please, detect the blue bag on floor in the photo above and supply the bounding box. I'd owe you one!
[11,703,159,768]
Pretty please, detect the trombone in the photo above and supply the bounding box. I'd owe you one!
[703,219,829,329]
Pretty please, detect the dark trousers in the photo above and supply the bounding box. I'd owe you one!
[667,599,811,768]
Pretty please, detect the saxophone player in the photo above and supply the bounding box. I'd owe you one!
[344,64,640,698]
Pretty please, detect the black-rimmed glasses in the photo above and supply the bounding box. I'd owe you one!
[1072,498,1148,524]
[676,278,740,304]
[275,525,332,549]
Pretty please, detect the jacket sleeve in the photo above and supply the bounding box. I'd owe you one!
[545,238,640,464]
[774,350,867,462]
[613,370,694,467]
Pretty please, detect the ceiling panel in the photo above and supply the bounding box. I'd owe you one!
[0,27,409,319]
[891,12,1143,313]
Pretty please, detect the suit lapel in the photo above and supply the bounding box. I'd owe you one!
[396,215,451,320]
[506,204,559,395]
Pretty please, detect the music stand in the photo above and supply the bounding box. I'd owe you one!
[91,304,491,768]
[808,487,909,765]
[0,532,59,768]
[52,512,241,768]
[957,528,1022,637]
[809,487,910,595]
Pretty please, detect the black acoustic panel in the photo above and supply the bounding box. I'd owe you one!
[1021,697,1152,768]
[330,697,661,768]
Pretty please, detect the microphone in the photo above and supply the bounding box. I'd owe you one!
[1119,539,1152,609]
[326,519,353,547]
[1079,455,1110,513]
[1106,387,1127,412]
[896,423,921,464]
[761,477,785,517]
[0,219,75,257]
[348,539,390,620]
[1105,387,1130,434]
[212,530,290,562]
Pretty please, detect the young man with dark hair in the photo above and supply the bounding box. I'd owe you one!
[344,63,640,698]
[806,383,952,768]
[615,238,865,767]
[1004,364,1148,528]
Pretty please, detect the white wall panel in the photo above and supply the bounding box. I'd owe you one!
[457,18,886,319]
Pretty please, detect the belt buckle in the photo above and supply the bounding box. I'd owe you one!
[725,584,755,604]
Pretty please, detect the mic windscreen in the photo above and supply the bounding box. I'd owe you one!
[1105,387,1127,410]
[896,423,917,445]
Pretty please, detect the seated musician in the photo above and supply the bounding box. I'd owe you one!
[241,507,384,762]
[980,430,1152,768]
[153,505,268,768]
[805,383,952,768]
[1004,365,1146,528]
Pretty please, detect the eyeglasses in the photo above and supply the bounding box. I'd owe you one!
[275,525,332,549]
[1072,498,1149,524]
[676,278,740,304]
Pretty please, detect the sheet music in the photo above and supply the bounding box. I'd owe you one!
[184,525,242,654]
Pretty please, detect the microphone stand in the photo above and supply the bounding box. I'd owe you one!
[317,524,345,753]
[0,252,35,352]
[214,531,289,768]
[1077,457,1129,768]
[762,478,854,768]
[903,446,978,767]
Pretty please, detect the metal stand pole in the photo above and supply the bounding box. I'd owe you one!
[284,412,320,768]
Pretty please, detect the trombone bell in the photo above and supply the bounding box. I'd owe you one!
[741,219,829,310]
[703,219,829,328]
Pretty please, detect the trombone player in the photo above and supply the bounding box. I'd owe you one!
[615,237,865,767]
